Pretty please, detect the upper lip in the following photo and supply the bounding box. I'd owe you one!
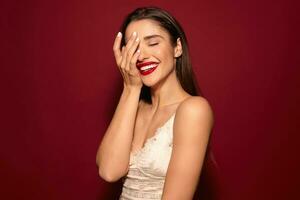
[136,61,159,70]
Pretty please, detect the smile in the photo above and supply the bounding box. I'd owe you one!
[136,62,159,76]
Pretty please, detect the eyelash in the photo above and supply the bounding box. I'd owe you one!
[149,43,159,46]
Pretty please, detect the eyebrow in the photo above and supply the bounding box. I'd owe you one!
[125,34,164,44]
[144,34,164,41]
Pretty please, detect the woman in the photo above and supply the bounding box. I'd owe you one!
[96,6,215,200]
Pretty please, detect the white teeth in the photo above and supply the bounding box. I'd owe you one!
[140,64,158,71]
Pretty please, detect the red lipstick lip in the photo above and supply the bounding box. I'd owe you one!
[139,65,158,76]
[136,61,159,70]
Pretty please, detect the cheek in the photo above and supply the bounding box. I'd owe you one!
[154,46,174,61]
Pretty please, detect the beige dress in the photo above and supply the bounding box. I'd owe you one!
[119,113,176,200]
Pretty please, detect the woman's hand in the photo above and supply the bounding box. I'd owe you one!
[113,32,142,89]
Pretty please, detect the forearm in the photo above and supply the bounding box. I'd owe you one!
[96,85,141,181]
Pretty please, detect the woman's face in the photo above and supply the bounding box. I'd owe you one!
[125,19,182,87]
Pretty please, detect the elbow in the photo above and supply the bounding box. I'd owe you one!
[98,166,125,183]
[96,155,128,182]
[96,156,116,182]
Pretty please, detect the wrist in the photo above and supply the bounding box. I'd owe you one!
[123,84,142,94]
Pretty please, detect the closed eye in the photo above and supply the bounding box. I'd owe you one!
[149,43,159,46]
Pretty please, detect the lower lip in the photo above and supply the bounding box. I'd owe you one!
[139,65,158,76]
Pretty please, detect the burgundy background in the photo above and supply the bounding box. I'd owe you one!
[1,0,299,199]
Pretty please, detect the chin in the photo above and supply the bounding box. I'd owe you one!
[141,69,174,88]
[139,71,160,87]
[141,78,158,88]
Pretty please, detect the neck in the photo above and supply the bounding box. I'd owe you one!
[150,70,189,111]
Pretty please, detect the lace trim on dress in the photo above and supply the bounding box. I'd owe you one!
[130,112,176,158]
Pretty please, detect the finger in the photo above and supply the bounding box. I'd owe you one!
[119,46,130,82]
[123,32,137,57]
[126,37,140,71]
[129,49,141,72]
[121,32,136,71]
[113,32,122,65]
[120,46,127,70]
[127,36,140,61]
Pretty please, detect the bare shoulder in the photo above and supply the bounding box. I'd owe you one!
[176,96,214,124]
[161,96,214,199]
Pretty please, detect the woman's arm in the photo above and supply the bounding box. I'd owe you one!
[96,32,142,182]
[96,86,141,182]
[162,96,214,199]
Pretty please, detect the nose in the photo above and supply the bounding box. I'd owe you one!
[137,46,150,62]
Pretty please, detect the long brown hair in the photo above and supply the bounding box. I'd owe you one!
[119,6,203,103]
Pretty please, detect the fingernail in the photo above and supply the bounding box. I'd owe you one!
[133,32,137,36]
[136,37,139,42]
[137,49,140,53]
[117,32,122,37]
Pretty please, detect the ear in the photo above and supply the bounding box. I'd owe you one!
[174,38,183,58]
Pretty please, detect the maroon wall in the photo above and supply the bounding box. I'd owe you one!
[1,0,299,199]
